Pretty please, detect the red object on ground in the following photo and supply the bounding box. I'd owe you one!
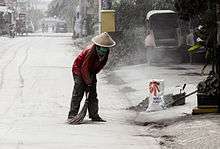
[149,81,160,96]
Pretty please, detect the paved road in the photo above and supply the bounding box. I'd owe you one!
[0,34,160,149]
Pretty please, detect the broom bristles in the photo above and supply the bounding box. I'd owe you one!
[68,100,88,124]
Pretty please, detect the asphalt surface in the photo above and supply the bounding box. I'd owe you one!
[0,33,219,149]
[0,34,160,149]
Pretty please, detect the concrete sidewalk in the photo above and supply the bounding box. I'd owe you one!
[0,35,162,149]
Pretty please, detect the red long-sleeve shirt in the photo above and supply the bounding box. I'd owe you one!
[72,44,109,85]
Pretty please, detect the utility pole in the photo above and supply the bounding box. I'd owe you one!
[98,0,101,34]
[78,0,87,37]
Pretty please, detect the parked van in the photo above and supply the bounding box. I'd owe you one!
[145,10,184,64]
[55,21,67,33]
[26,21,34,33]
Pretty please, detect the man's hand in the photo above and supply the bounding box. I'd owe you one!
[86,85,92,93]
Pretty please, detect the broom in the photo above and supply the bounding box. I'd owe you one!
[68,92,89,125]
[166,90,198,107]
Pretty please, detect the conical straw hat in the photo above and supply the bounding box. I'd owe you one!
[92,32,116,47]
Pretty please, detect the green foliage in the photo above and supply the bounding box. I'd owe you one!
[152,0,175,10]
[113,0,153,31]
[112,0,176,33]
[106,0,154,68]
[175,0,219,95]
[175,0,217,52]
[174,0,208,21]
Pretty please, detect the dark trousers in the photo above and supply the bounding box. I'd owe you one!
[68,75,99,119]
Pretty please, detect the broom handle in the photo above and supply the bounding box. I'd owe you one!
[85,91,90,103]
[184,90,198,98]
[167,90,198,107]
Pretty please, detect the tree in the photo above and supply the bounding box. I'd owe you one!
[152,0,175,10]
[105,0,154,68]
[47,0,78,32]
[113,0,154,31]
[175,0,219,97]
[27,8,44,31]
[107,0,176,68]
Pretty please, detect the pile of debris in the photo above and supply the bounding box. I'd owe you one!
[197,72,219,96]
[127,93,186,112]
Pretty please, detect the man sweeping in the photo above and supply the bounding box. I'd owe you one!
[67,32,116,123]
